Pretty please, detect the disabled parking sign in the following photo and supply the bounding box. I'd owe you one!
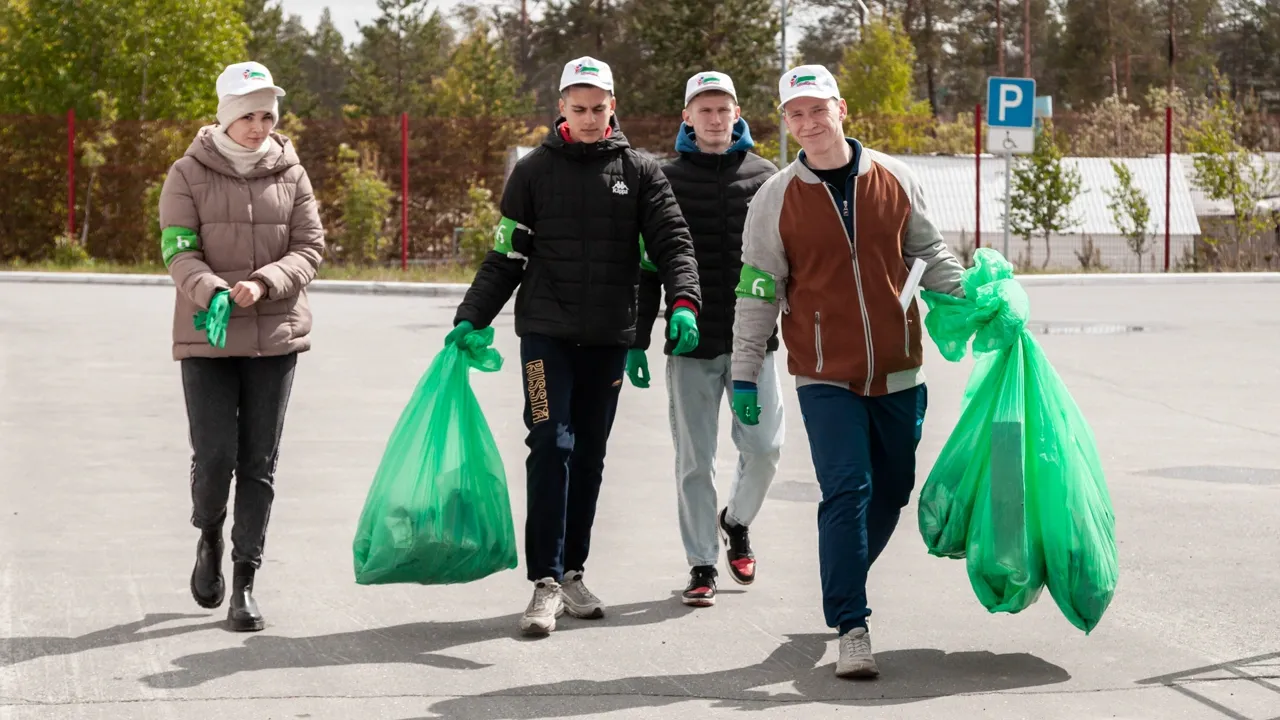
[986,77,1036,154]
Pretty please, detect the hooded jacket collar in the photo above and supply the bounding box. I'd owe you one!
[543,115,630,160]
[674,117,755,160]
[186,125,299,179]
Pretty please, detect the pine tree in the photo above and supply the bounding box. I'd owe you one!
[349,0,453,116]
[431,21,533,118]
[305,9,350,118]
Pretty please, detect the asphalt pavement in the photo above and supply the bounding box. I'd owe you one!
[1,279,1277,719]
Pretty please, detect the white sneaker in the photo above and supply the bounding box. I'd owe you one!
[560,571,605,619]
[518,578,565,635]
[835,627,880,679]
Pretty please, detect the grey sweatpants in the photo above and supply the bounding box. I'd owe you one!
[667,351,785,567]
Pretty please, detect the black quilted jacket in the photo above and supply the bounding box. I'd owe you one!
[634,118,780,359]
[454,116,700,347]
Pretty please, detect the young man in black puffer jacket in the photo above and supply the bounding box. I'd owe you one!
[449,56,702,637]
[628,71,783,608]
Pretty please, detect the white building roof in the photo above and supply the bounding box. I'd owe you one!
[888,154,1203,237]
[1164,152,1280,218]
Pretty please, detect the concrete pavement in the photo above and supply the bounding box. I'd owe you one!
[1,280,1278,719]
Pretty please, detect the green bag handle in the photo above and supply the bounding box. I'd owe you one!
[920,248,1030,361]
[454,325,503,373]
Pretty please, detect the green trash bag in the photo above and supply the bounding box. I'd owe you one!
[918,248,1118,633]
[352,326,518,585]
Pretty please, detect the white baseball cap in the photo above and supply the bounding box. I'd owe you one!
[216,61,286,99]
[684,71,737,106]
[778,64,840,109]
[559,56,614,93]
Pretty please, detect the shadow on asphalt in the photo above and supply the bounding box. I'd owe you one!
[0,613,220,668]
[1136,651,1280,719]
[138,598,696,689]
[410,633,1072,718]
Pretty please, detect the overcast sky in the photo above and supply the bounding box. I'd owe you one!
[279,0,493,42]
[278,0,806,62]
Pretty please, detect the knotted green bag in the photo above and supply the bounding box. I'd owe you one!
[353,327,518,585]
[918,249,1119,633]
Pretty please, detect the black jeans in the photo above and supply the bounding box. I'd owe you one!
[181,353,297,568]
[520,334,627,582]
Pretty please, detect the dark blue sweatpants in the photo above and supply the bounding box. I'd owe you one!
[796,382,927,635]
[519,333,628,582]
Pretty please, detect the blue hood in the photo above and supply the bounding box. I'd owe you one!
[675,117,755,155]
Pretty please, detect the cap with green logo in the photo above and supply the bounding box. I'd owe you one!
[777,64,840,110]
[685,71,738,106]
[559,56,614,93]
[216,61,286,100]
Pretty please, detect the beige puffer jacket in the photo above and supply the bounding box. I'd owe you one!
[159,126,325,360]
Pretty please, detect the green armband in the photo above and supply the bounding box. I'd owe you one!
[735,264,776,302]
[638,234,657,272]
[493,215,534,258]
[493,217,517,254]
[161,226,200,266]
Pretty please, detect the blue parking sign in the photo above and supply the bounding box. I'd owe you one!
[986,77,1036,129]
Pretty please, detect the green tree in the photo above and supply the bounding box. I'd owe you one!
[76,91,120,248]
[305,9,350,118]
[430,19,533,118]
[1186,74,1280,269]
[349,0,453,116]
[333,144,394,265]
[837,16,932,153]
[1007,122,1084,269]
[0,0,248,120]
[522,0,638,115]
[458,180,501,266]
[627,0,781,119]
[1105,160,1154,271]
[239,0,317,117]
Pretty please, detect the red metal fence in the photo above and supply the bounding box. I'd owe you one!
[3,109,1277,270]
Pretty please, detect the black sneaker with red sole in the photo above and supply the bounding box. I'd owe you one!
[718,507,756,585]
[682,565,717,607]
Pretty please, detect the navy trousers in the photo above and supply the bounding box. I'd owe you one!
[796,382,927,635]
[519,333,628,582]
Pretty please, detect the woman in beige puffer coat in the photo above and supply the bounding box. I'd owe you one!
[158,61,324,632]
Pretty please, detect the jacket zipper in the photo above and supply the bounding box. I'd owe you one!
[821,172,874,394]
[902,312,910,357]
[814,311,824,372]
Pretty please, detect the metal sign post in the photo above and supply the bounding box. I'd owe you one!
[1004,149,1013,258]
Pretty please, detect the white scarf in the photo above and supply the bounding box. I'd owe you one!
[211,127,271,176]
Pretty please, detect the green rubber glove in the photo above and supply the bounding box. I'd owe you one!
[669,307,700,356]
[193,290,231,349]
[731,382,761,426]
[625,349,650,388]
[445,320,475,348]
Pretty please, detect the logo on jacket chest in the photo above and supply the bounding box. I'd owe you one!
[611,180,629,195]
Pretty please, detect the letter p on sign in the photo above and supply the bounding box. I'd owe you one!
[999,85,1022,122]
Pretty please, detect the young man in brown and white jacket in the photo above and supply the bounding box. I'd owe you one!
[729,64,965,680]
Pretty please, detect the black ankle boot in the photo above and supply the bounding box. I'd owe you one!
[227,562,265,632]
[190,525,225,609]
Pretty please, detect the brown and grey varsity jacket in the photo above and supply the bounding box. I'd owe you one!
[731,140,964,397]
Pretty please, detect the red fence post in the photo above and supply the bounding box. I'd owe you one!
[401,111,409,272]
[67,108,76,240]
[1164,105,1173,272]
[975,103,982,249]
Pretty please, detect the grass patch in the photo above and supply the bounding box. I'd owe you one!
[0,259,478,284]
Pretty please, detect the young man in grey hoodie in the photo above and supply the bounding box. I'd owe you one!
[629,71,784,607]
